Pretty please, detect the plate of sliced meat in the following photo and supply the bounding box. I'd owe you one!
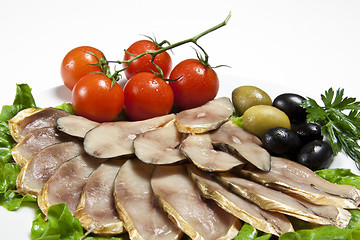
[2,78,360,239]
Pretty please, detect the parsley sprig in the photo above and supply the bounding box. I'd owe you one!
[301,88,360,170]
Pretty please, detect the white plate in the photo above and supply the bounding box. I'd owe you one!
[1,1,360,238]
[1,74,359,239]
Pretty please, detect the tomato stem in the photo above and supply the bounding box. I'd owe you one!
[108,12,231,84]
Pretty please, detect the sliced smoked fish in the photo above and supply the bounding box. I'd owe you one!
[38,153,106,215]
[216,172,351,228]
[16,141,84,197]
[151,165,241,240]
[9,107,69,142]
[134,120,186,165]
[84,114,175,158]
[175,97,233,134]
[57,115,100,138]
[186,164,293,236]
[11,127,74,167]
[179,134,244,172]
[237,156,360,209]
[75,159,126,235]
[114,159,182,240]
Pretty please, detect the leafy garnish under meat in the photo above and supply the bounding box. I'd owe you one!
[0,84,37,210]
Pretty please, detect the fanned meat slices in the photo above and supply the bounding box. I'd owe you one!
[114,159,182,240]
[134,120,186,165]
[175,97,233,134]
[211,120,262,146]
[16,141,84,197]
[57,115,100,138]
[179,134,244,172]
[75,159,126,235]
[216,172,351,228]
[151,165,241,240]
[186,165,294,236]
[9,107,70,142]
[38,153,107,215]
[237,157,360,209]
[10,102,360,238]
[11,127,75,167]
[210,120,271,171]
[179,119,270,172]
[84,114,175,158]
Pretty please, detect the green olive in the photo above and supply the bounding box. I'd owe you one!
[243,105,291,138]
[232,86,272,115]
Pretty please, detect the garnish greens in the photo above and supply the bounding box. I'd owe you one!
[301,88,360,170]
[0,84,37,210]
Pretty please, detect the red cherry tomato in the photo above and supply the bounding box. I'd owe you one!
[123,40,172,80]
[123,72,174,121]
[169,59,219,109]
[61,46,105,90]
[72,73,124,122]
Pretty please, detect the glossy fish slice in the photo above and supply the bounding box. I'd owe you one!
[114,159,183,240]
[16,141,84,197]
[57,115,100,138]
[186,164,294,236]
[75,159,126,235]
[9,107,69,142]
[11,126,74,167]
[179,134,244,172]
[38,153,106,215]
[210,120,271,171]
[84,114,175,158]
[151,165,241,240]
[210,120,262,145]
[237,156,360,209]
[216,172,351,228]
[134,120,186,165]
[175,97,233,134]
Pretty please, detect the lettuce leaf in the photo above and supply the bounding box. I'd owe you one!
[55,102,75,115]
[31,203,129,240]
[0,84,37,210]
[278,225,360,240]
[278,210,360,239]
[31,203,84,240]
[234,223,271,240]
[316,168,360,190]
[231,115,243,128]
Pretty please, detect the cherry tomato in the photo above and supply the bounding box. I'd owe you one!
[123,40,172,80]
[169,59,219,109]
[72,73,124,122]
[123,72,174,121]
[61,46,105,90]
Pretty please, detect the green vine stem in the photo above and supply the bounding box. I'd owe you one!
[107,12,231,84]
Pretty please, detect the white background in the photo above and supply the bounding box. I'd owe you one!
[1,0,360,239]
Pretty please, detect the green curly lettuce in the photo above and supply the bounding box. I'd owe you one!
[0,84,37,210]
[31,203,130,240]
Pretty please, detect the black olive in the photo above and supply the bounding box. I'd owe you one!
[295,122,322,144]
[273,93,307,124]
[262,127,302,158]
[296,140,333,171]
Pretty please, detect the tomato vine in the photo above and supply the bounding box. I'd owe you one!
[104,12,231,85]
